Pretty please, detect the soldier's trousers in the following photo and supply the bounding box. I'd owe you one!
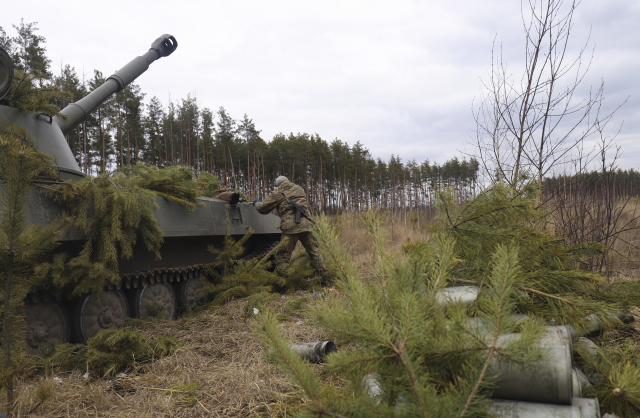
[276,232,328,278]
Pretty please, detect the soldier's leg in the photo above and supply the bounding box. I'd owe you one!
[299,231,330,286]
[276,233,300,277]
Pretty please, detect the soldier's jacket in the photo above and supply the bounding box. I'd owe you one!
[254,181,312,234]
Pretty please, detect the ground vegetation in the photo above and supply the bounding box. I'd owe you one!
[258,185,640,416]
[1,205,638,416]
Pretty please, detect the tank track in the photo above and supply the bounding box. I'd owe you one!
[28,238,280,304]
[27,263,216,304]
[114,238,278,291]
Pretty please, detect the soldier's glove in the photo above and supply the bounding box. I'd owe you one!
[252,198,261,206]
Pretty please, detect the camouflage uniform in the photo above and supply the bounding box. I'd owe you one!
[254,181,329,284]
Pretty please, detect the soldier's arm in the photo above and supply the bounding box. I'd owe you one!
[254,191,283,214]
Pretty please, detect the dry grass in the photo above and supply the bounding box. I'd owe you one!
[335,211,429,277]
[9,293,333,417]
[630,307,640,335]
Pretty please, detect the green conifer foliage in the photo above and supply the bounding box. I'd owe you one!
[85,329,181,377]
[2,68,69,117]
[203,217,282,305]
[258,190,640,416]
[0,67,70,407]
[596,281,640,307]
[283,253,318,291]
[258,213,548,417]
[34,329,182,378]
[39,165,221,295]
[435,182,617,334]
[115,164,219,210]
[201,208,320,307]
[257,313,327,416]
[576,339,640,416]
[47,172,163,295]
[195,171,221,197]
[207,217,254,278]
[0,127,68,407]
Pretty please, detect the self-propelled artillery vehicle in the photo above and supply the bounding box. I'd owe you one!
[0,35,281,350]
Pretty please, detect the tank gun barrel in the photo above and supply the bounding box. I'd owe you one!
[56,34,177,135]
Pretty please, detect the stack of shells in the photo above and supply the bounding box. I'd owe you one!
[431,286,622,417]
[289,286,634,417]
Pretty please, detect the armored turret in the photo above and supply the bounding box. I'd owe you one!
[1,35,177,179]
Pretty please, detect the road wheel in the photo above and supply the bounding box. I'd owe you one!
[25,301,70,354]
[74,290,129,343]
[132,282,177,319]
[176,275,209,313]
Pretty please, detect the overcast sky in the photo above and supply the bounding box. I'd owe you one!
[5,0,640,172]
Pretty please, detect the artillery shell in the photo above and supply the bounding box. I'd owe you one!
[290,341,337,363]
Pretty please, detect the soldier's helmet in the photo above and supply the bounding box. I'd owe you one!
[275,176,288,186]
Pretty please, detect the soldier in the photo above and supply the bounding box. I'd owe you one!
[252,176,330,287]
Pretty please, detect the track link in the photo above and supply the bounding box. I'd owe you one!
[28,238,279,306]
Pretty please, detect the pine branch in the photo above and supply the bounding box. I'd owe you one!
[249,238,287,273]
[453,320,540,365]
[451,278,487,286]
[452,204,529,229]
[451,277,581,306]
[459,252,511,417]
[355,319,394,350]
[312,215,354,282]
[256,313,344,416]
[393,305,428,417]
[516,286,580,306]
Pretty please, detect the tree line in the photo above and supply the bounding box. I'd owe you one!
[543,168,640,199]
[1,20,479,214]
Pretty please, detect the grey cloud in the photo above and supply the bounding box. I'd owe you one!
[4,0,639,171]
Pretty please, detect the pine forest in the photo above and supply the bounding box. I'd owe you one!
[0,21,479,215]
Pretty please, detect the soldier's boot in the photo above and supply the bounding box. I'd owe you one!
[320,272,331,287]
